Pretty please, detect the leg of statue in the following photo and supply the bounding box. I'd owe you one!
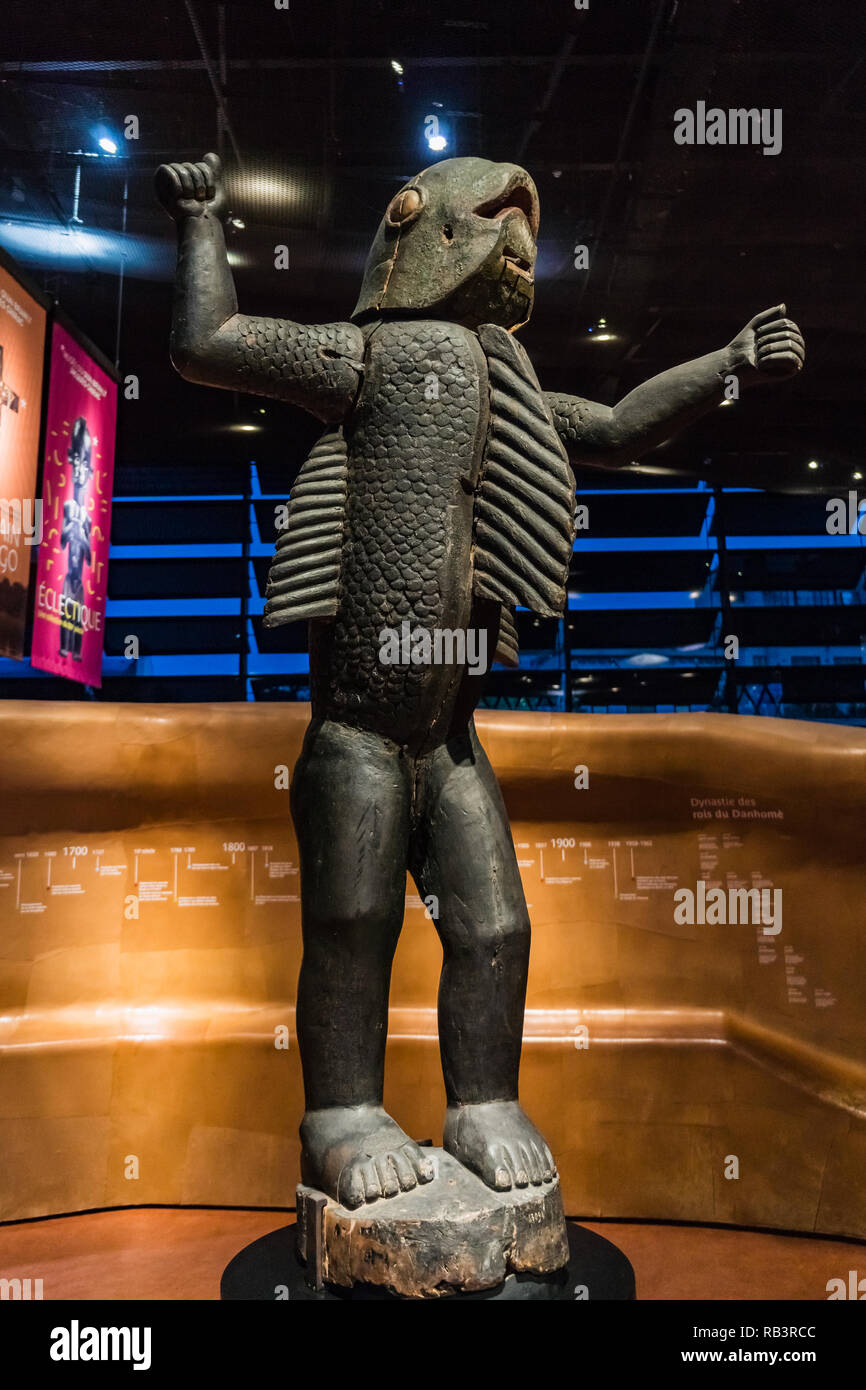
[410,719,556,1192]
[291,718,436,1210]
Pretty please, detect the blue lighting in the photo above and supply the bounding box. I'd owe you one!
[91,122,121,156]
[0,220,172,277]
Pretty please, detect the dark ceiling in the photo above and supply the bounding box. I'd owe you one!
[1,0,864,494]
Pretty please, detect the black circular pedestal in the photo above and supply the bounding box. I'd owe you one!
[221,1221,635,1301]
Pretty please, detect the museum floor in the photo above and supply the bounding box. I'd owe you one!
[0,1207,860,1300]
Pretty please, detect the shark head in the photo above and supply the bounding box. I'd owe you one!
[351,156,539,332]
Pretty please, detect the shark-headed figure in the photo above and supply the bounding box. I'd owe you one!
[156,153,804,1223]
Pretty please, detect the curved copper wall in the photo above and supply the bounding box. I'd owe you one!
[1,702,864,1236]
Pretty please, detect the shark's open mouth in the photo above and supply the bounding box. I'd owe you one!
[473,177,539,239]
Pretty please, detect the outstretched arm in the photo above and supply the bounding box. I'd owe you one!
[155,153,364,425]
[546,306,805,467]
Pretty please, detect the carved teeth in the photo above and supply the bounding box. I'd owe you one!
[503,254,533,282]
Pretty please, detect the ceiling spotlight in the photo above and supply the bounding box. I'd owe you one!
[391,59,404,75]
[719,398,734,406]
[689,590,701,598]
[91,123,121,155]
[854,472,863,482]
[808,460,819,470]
[424,114,448,153]
[231,217,245,230]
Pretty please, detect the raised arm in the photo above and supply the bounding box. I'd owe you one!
[154,153,364,425]
[546,306,805,467]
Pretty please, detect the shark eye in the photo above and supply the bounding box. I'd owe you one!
[386,186,424,227]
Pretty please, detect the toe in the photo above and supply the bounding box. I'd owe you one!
[405,1139,433,1184]
[521,1141,541,1185]
[377,1156,400,1198]
[414,1147,436,1185]
[505,1144,528,1187]
[494,1144,515,1190]
[536,1139,556,1184]
[339,1163,367,1210]
[362,1159,381,1203]
[527,1139,542,1181]
[392,1145,418,1192]
[490,1141,512,1190]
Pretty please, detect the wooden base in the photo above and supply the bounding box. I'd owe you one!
[221,1219,635,1301]
[295,1149,569,1297]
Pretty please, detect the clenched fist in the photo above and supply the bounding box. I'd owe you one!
[728,304,805,383]
[154,151,228,222]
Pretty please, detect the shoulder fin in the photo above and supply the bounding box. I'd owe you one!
[494,603,520,668]
[473,324,575,627]
[262,428,347,628]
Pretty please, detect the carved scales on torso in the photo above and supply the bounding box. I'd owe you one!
[262,322,576,666]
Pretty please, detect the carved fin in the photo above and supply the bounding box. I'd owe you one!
[472,325,576,658]
[262,428,347,628]
[494,604,519,668]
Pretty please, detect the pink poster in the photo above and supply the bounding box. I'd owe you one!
[31,322,117,687]
[0,258,47,659]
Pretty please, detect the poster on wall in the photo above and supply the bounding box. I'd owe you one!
[0,253,48,659]
[31,320,118,687]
